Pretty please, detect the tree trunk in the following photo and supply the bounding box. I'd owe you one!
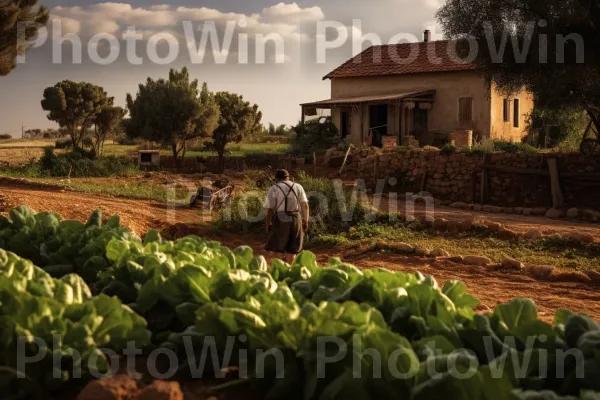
[217,151,225,173]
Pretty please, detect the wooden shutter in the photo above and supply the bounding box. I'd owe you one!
[513,99,520,128]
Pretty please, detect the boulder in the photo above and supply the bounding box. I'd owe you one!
[463,255,493,266]
[549,271,592,284]
[498,227,519,240]
[523,229,543,240]
[137,381,184,400]
[501,257,524,271]
[567,208,580,219]
[522,208,534,216]
[449,256,465,263]
[388,242,416,254]
[533,208,548,216]
[486,222,503,232]
[586,270,600,284]
[432,218,449,232]
[513,207,525,215]
[431,248,450,258]
[565,232,595,244]
[77,376,139,400]
[546,209,565,219]
[526,265,554,279]
[415,247,432,257]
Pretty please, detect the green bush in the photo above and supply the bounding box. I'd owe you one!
[0,134,11,140]
[37,147,136,177]
[55,138,72,149]
[466,138,539,155]
[440,143,457,155]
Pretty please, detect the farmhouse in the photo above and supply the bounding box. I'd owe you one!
[302,31,534,147]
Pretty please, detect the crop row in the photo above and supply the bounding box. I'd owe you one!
[0,206,599,400]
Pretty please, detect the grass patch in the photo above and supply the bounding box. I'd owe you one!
[465,139,540,156]
[314,223,600,271]
[103,142,290,158]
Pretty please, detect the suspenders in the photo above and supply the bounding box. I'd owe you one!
[274,182,300,215]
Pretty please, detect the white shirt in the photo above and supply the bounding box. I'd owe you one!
[264,181,308,213]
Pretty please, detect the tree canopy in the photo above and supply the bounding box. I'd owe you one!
[41,81,112,149]
[0,0,49,76]
[207,92,262,171]
[93,106,126,156]
[126,67,220,166]
[437,0,600,110]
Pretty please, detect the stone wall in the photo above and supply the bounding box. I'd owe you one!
[355,148,600,210]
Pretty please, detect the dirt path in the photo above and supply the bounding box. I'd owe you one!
[1,179,599,321]
[377,197,600,238]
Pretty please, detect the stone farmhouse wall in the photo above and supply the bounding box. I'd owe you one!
[353,149,600,210]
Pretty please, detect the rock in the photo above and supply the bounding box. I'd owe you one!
[501,257,524,271]
[447,221,460,234]
[549,271,592,284]
[522,208,533,216]
[449,256,465,263]
[533,208,548,216]
[498,227,519,240]
[473,205,483,212]
[408,220,426,231]
[490,206,505,214]
[138,381,184,400]
[567,208,580,219]
[526,265,554,279]
[463,255,493,266]
[513,207,525,215]
[486,222,503,232]
[431,248,450,258]
[482,206,493,213]
[432,218,449,231]
[565,232,595,244]
[388,242,416,254]
[523,229,544,240]
[77,376,139,400]
[450,202,467,209]
[458,219,473,232]
[546,209,565,219]
[415,247,432,257]
[586,270,600,284]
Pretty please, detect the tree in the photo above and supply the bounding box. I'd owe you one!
[41,81,112,149]
[437,0,600,120]
[93,106,125,156]
[0,0,48,76]
[207,92,262,172]
[126,67,220,168]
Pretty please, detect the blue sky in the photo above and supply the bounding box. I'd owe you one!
[0,0,444,136]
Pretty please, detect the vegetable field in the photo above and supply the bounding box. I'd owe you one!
[1,206,600,400]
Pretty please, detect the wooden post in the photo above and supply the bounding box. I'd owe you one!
[548,158,565,208]
[338,144,354,176]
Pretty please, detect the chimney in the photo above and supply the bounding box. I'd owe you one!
[424,30,431,42]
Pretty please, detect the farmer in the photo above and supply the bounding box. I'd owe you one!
[264,169,310,263]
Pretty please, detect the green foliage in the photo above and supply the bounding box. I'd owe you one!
[467,139,539,155]
[0,0,49,76]
[126,68,220,167]
[440,143,457,155]
[292,117,339,155]
[92,106,126,156]
[54,138,72,150]
[525,107,586,150]
[206,91,263,171]
[0,134,11,140]
[437,0,600,110]
[35,147,136,177]
[0,249,149,396]
[41,81,113,149]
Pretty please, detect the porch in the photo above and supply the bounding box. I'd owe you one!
[300,90,437,147]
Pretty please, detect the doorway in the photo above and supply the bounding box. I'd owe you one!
[369,104,388,147]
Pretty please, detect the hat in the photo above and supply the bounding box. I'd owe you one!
[275,169,290,180]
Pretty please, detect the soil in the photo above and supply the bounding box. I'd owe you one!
[1,178,599,323]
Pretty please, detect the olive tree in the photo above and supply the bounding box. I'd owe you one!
[0,0,48,76]
[41,81,112,149]
[93,106,125,156]
[126,67,220,168]
[207,92,263,172]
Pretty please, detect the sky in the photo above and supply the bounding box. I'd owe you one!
[0,0,446,136]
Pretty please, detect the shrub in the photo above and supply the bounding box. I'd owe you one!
[440,144,457,155]
[38,148,136,177]
[0,134,11,140]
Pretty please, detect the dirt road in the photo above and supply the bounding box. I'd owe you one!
[1,179,599,321]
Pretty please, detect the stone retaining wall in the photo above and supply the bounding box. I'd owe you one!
[354,148,600,210]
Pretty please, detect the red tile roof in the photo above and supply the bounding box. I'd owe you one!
[323,40,477,80]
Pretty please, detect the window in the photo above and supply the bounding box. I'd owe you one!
[513,99,520,128]
[503,99,510,122]
[458,97,473,123]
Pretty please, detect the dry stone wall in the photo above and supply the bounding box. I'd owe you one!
[354,148,600,210]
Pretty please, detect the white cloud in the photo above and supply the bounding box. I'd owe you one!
[262,3,325,24]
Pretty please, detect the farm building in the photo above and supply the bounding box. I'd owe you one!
[302,31,534,147]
